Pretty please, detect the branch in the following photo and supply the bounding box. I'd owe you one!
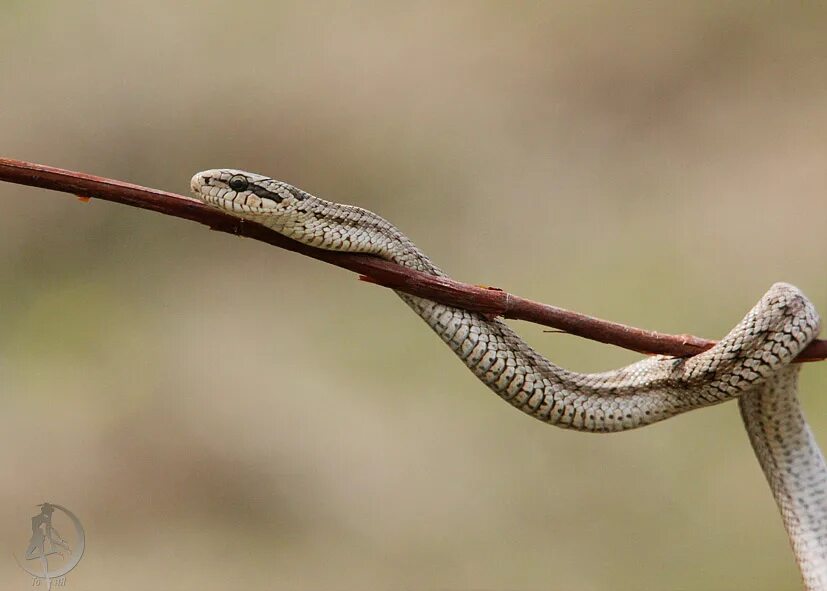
[1,157,824,363]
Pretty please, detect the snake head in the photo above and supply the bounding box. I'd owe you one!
[190,169,307,220]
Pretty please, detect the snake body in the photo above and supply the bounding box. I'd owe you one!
[191,169,827,589]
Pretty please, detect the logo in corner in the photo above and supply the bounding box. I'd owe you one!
[15,502,85,589]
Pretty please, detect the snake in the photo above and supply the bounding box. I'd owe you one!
[190,168,827,590]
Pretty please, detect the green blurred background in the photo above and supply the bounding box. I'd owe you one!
[1,2,826,589]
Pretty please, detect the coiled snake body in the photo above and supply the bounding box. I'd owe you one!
[191,169,827,589]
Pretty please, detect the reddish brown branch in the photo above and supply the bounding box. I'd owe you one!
[1,157,824,362]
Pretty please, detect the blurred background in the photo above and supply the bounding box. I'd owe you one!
[1,1,826,589]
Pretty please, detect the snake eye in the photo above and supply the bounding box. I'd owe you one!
[228,175,249,192]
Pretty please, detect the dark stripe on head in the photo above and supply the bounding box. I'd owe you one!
[251,185,284,203]
[251,184,307,203]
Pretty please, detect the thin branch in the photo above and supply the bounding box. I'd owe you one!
[1,157,824,363]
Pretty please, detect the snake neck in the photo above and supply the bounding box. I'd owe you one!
[254,195,447,277]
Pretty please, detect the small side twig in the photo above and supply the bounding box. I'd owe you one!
[0,157,824,362]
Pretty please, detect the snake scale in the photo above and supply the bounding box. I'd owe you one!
[191,169,827,590]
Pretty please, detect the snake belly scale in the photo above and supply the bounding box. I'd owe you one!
[191,168,827,590]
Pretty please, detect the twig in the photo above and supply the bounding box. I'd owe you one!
[0,157,824,362]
